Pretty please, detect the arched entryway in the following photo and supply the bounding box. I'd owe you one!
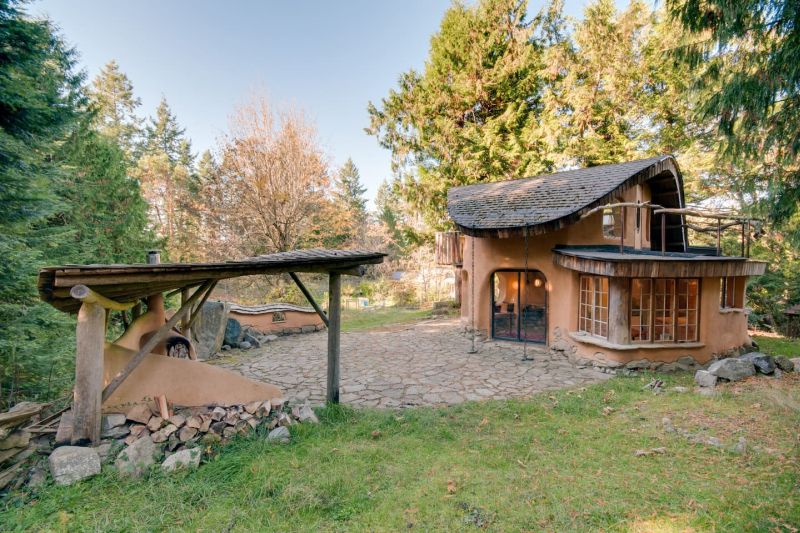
[491,270,547,343]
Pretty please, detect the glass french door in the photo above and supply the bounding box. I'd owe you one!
[491,270,547,343]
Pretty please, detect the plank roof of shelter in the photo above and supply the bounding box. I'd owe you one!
[447,155,684,238]
[38,248,386,313]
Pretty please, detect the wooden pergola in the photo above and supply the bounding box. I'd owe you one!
[38,248,385,444]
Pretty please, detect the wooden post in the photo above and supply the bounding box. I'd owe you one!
[326,272,342,404]
[72,301,106,445]
[661,213,666,256]
[620,206,626,254]
[181,288,192,340]
[716,219,722,256]
[608,277,630,346]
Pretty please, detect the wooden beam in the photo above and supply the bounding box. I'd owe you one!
[181,288,192,340]
[70,285,137,311]
[72,301,106,444]
[101,279,214,403]
[289,272,329,327]
[184,280,218,332]
[326,272,342,404]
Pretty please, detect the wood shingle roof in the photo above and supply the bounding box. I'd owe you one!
[447,156,684,238]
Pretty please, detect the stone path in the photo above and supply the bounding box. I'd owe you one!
[214,318,611,408]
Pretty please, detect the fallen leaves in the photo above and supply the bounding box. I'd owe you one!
[447,479,457,495]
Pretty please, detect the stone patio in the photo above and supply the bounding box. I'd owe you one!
[214,318,611,408]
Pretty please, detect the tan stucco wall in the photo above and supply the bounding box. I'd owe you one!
[230,310,324,333]
[102,343,282,411]
[459,186,753,364]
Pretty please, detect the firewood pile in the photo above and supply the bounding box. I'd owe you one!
[0,401,61,491]
[1,396,318,491]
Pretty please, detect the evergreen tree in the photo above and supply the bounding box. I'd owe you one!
[367,0,552,228]
[145,96,186,164]
[88,60,142,161]
[668,0,800,223]
[333,158,368,226]
[52,126,156,265]
[0,0,84,406]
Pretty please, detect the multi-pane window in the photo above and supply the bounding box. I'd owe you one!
[630,278,699,343]
[720,276,745,309]
[630,279,652,341]
[579,276,609,338]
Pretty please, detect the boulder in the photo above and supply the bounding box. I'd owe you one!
[101,425,130,440]
[694,370,717,388]
[624,359,650,370]
[267,426,290,444]
[49,446,101,486]
[708,358,755,381]
[101,413,127,431]
[676,356,698,371]
[162,448,201,472]
[301,325,317,334]
[191,301,231,359]
[238,341,252,350]
[791,357,800,371]
[263,335,279,342]
[115,436,160,477]
[738,352,776,374]
[297,404,319,423]
[242,333,261,348]
[224,318,242,347]
[774,356,795,372]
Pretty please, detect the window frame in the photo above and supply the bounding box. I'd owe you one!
[720,276,745,309]
[578,275,609,339]
[629,278,700,343]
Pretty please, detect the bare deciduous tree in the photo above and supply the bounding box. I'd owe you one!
[220,95,329,254]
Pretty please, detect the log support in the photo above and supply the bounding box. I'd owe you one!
[326,272,341,404]
[72,301,106,445]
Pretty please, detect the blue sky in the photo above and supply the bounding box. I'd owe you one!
[32,0,627,207]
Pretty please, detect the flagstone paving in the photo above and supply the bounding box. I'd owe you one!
[214,318,611,407]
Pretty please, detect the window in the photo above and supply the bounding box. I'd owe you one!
[720,277,745,309]
[271,311,286,323]
[579,276,608,338]
[602,208,622,239]
[630,278,699,343]
[631,279,652,341]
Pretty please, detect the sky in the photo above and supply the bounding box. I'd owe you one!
[32,0,626,207]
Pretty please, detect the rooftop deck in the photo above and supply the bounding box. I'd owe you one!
[553,245,766,278]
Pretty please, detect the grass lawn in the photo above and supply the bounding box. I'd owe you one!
[753,333,800,358]
[341,306,433,332]
[2,371,799,531]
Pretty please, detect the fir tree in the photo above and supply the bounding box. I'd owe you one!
[145,96,186,164]
[0,0,85,406]
[333,158,368,226]
[88,60,142,161]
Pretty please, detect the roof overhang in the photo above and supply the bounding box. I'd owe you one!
[552,247,766,278]
[38,249,386,314]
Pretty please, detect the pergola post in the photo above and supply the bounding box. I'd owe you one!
[72,301,106,444]
[608,277,630,346]
[326,272,342,404]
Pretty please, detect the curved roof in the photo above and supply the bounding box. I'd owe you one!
[229,303,317,315]
[447,156,684,238]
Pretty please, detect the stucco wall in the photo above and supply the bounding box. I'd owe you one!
[230,309,324,333]
[459,186,753,364]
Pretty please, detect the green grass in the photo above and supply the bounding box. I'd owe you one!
[340,307,432,332]
[753,334,800,358]
[3,372,799,532]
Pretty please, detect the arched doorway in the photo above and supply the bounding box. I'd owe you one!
[491,270,547,343]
